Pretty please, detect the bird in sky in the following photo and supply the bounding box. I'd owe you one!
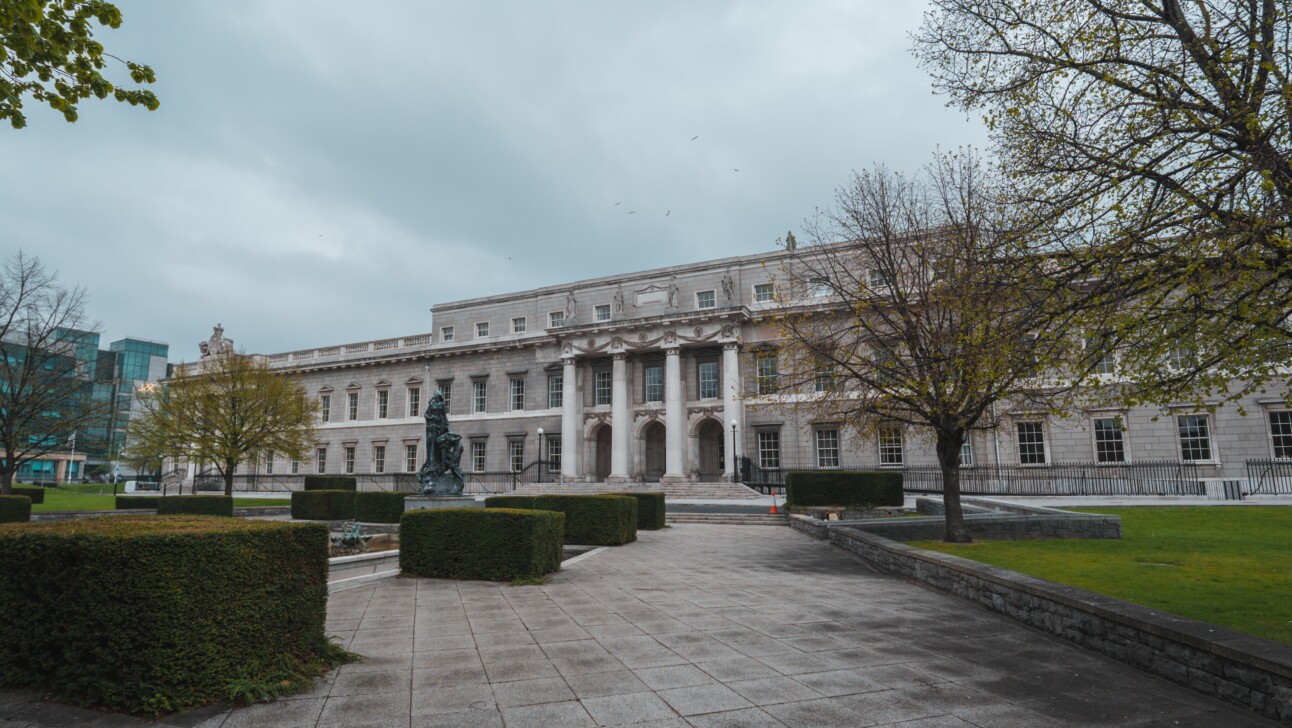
[614,202,620,206]
[690,135,699,141]
[665,210,671,217]
[628,211,636,215]
[733,168,741,172]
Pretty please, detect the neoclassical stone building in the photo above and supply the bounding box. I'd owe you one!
[247,248,1290,492]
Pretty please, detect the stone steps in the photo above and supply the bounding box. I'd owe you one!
[508,482,764,500]
[666,512,788,526]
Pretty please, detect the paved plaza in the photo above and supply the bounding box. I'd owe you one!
[0,524,1278,727]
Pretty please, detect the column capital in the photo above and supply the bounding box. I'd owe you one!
[612,351,627,361]
[561,354,577,365]
[722,342,740,351]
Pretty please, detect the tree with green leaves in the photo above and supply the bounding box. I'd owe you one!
[126,354,317,497]
[1,0,158,129]
[913,0,1292,408]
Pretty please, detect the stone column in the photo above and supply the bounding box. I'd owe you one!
[560,356,580,479]
[663,346,686,482]
[609,353,631,481]
[723,343,743,481]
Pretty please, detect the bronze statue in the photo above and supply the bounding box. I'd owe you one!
[417,391,465,495]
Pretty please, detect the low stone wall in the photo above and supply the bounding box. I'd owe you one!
[790,515,1292,722]
[809,497,1120,541]
[790,506,905,520]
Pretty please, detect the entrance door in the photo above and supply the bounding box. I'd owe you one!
[698,419,724,481]
[594,425,612,480]
[643,422,666,482]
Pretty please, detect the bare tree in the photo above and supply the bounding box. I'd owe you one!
[913,0,1292,404]
[0,252,108,492]
[770,154,1100,542]
[126,354,317,496]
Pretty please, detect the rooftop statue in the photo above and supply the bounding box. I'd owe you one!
[418,390,465,496]
[199,323,235,358]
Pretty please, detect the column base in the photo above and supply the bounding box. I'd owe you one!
[659,473,691,484]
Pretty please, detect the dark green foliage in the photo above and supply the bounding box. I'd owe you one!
[485,495,638,544]
[0,516,347,715]
[290,490,355,521]
[0,496,30,523]
[303,476,357,492]
[8,487,43,505]
[353,492,406,523]
[483,495,537,509]
[611,491,666,530]
[785,471,904,507]
[114,496,156,510]
[400,508,563,581]
[156,496,233,517]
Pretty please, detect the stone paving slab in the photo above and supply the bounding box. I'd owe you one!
[0,524,1281,726]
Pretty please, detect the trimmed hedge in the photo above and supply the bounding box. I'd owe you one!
[487,494,636,546]
[611,491,666,530]
[353,492,407,523]
[156,496,234,517]
[115,496,157,510]
[785,470,904,508]
[8,487,44,505]
[303,476,357,492]
[401,507,563,581]
[0,516,341,715]
[0,496,30,523]
[291,490,356,520]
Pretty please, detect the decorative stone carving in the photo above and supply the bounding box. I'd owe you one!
[722,271,735,301]
[662,330,678,347]
[667,276,680,307]
[721,324,736,338]
[199,323,235,358]
[417,391,465,496]
[693,327,704,337]
[562,341,573,356]
[586,338,596,348]
[611,336,624,349]
[613,285,626,314]
[565,289,577,323]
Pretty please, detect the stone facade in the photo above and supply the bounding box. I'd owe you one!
[242,247,1289,486]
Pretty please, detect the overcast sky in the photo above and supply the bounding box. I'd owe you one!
[2,1,986,360]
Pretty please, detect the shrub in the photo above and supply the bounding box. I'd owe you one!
[303,476,357,492]
[353,492,407,523]
[115,496,157,510]
[785,471,904,508]
[290,490,356,521]
[156,496,234,517]
[0,516,346,715]
[483,495,538,510]
[8,487,44,505]
[611,491,666,530]
[401,508,563,581]
[0,497,30,523]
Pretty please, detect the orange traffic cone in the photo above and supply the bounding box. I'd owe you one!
[769,500,778,514]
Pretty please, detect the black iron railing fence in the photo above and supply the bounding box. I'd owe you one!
[1244,459,1292,495]
[742,460,1204,497]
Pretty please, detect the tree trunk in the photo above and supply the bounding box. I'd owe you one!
[224,461,236,498]
[0,465,11,495]
[935,429,972,543]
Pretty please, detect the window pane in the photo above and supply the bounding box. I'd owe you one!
[316,448,327,474]
[698,361,718,399]
[549,311,565,327]
[348,392,358,420]
[548,375,563,408]
[1178,415,1213,461]
[405,443,418,472]
[754,283,773,302]
[756,353,777,395]
[595,304,611,322]
[645,366,663,403]
[878,426,903,466]
[595,370,612,405]
[1016,422,1047,465]
[509,440,524,473]
[442,327,454,342]
[1093,417,1126,463]
[319,394,330,423]
[373,445,385,474]
[959,442,974,467]
[476,322,489,337]
[344,446,355,474]
[471,441,486,472]
[816,429,839,468]
[473,381,487,413]
[547,438,562,470]
[377,390,388,419]
[757,431,781,469]
[697,291,715,309]
[408,387,420,417]
[512,317,526,333]
[1270,412,1292,459]
[510,378,525,411]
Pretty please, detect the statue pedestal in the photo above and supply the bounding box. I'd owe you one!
[404,496,482,513]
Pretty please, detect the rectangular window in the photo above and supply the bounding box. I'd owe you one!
[1271,411,1292,459]
[548,374,563,408]
[644,365,663,403]
[438,381,452,412]
[376,390,389,419]
[698,361,718,399]
[319,394,331,423]
[1016,422,1047,465]
[473,380,487,413]
[315,447,327,474]
[405,443,418,472]
[407,387,421,417]
[1093,417,1126,463]
[344,446,355,475]
[547,437,562,470]
[810,278,831,297]
[815,429,840,468]
[441,326,454,342]
[549,311,565,327]
[697,290,715,309]
[754,283,774,303]
[1168,344,1197,371]
[512,317,526,333]
[878,425,904,467]
[869,270,891,288]
[757,430,781,469]
[509,440,524,473]
[595,304,611,322]
[755,352,778,395]
[1086,332,1116,375]
[475,322,489,338]
[960,442,974,467]
[265,452,274,475]
[814,358,835,394]
[373,445,386,474]
[1178,414,1214,462]
[291,459,300,475]
[594,370,612,406]
[471,441,487,473]
[510,378,526,411]
[347,392,358,421]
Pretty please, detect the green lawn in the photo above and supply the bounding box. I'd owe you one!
[914,507,1292,645]
[14,488,290,512]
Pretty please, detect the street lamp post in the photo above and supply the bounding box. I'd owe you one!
[67,430,77,485]
[729,419,739,484]
[536,427,545,483]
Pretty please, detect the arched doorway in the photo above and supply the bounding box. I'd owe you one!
[594,425,612,481]
[697,419,725,481]
[642,421,666,482]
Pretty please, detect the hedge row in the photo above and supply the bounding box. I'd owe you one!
[8,487,44,505]
[353,492,406,523]
[303,476,357,492]
[485,495,637,546]
[156,496,234,517]
[611,491,665,530]
[401,508,563,581]
[115,496,157,510]
[0,497,30,523]
[291,490,355,520]
[784,470,904,508]
[0,516,340,715]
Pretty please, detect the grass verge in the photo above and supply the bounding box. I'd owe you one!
[913,506,1292,645]
[16,489,290,512]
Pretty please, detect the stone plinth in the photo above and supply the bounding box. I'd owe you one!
[404,496,482,512]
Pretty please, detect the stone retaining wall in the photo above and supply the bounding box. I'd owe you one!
[790,515,1292,722]
[811,497,1121,541]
